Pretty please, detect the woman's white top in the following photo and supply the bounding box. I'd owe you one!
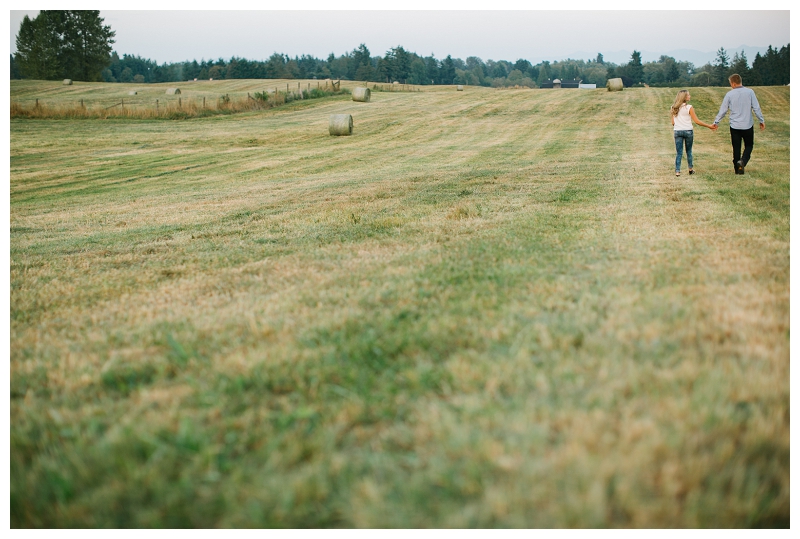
[673,104,693,131]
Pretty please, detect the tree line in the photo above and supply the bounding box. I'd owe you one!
[12,11,789,88]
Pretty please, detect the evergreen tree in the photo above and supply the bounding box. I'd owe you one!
[627,50,643,83]
[385,46,411,83]
[14,10,114,81]
[265,53,287,78]
[537,61,552,86]
[60,11,115,81]
[424,55,439,84]
[440,55,456,85]
[728,50,750,82]
[350,44,373,81]
[408,58,427,85]
[714,47,729,85]
[664,58,680,83]
[14,12,65,79]
[10,54,22,79]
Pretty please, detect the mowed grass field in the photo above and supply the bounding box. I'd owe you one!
[10,80,789,527]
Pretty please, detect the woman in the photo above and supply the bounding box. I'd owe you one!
[671,89,716,176]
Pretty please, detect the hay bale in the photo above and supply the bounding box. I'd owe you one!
[166,88,181,95]
[606,78,623,92]
[128,91,138,95]
[329,114,353,136]
[352,87,371,102]
[63,79,72,85]
[457,85,464,91]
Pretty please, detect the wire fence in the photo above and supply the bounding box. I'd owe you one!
[10,80,420,120]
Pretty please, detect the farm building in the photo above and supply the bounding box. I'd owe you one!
[540,79,582,89]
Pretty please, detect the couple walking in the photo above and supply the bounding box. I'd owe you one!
[671,73,765,176]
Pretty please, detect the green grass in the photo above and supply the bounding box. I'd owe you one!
[10,82,789,527]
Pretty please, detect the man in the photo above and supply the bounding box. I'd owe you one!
[713,74,765,175]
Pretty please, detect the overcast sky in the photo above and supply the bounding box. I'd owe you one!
[8,4,792,66]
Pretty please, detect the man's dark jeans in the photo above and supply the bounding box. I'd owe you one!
[730,126,755,168]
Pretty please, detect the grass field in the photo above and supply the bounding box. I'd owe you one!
[9,80,789,528]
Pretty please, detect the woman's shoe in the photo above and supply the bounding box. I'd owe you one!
[675,172,680,176]
[689,169,695,175]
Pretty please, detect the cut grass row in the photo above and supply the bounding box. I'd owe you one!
[10,83,789,527]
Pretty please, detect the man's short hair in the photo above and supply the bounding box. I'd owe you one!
[729,73,742,85]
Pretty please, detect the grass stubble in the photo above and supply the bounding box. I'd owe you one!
[9,81,789,527]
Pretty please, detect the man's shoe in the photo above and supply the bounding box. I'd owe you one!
[736,160,744,174]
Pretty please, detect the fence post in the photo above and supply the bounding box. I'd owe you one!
[156,99,159,114]
[179,97,181,108]
[80,99,83,108]
[203,97,206,109]
[286,83,289,93]
[35,98,39,108]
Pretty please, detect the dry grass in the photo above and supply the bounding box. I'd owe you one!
[10,80,350,120]
[9,82,789,527]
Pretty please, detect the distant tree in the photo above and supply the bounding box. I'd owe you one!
[14,12,64,79]
[14,10,114,81]
[408,58,427,85]
[385,46,411,82]
[285,59,300,78]
[376,57,390,82]
[424,55,439,84]
[10,54,22,79]
[513,58,532,76]
[596,53,604,64]
[208,65,225,80]
[752,44,790,86]
[59,11,115,81]
[491,60,508,78]
[728,50,751,82]
[119,66,133,82]
[440,55,456,84]
[714,47,729,85]
[265,53,287,78]
[350,44,373,81]
[627,50,643,83]
[355,62,375,82]
[466,56,485,76]
[664,57,680,83]
[537,61,552,86]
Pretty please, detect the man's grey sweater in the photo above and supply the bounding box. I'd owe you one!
[714,86,764,130]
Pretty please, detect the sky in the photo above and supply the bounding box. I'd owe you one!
[7,3,792,67]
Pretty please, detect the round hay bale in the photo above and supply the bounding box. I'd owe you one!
[166,88,181,95]
[128,91,138,95]
[63,79,72,85]
[606,78,623,92]
[329,114,353,136]
[352,87,371,102]
[457,85,464,91]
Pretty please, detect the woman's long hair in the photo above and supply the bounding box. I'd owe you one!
[671,90,690,116]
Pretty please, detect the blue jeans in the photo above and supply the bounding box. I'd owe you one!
[674,130,693,172]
